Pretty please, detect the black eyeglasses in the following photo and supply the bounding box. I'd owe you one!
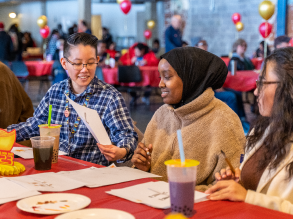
[256,80,280,88]
[64,57,99,71]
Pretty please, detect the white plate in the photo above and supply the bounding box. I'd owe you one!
[17,193,91,215]
[55,208,135,219]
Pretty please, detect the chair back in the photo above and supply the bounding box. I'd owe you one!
[95,66,104,81]
[118,66,142,83]
[11,61,29,78]
[0,60,10,69]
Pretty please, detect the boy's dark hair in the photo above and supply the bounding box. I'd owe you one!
[81,20,88,28]
[135,43,149,54]
[274,35,290,48]
[97,40,107,46]
[153,39,160,45]
[64,32,98,57]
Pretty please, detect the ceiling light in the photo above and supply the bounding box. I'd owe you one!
[9,13,16,18]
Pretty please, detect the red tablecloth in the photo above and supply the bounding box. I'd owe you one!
[223,71,259,92]
[221,58,263,70]
[1,143,292,219]
[24,61,54,77]
[103,66,160,87]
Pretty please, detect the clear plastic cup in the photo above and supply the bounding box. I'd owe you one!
[30,136,55,170]
[38,124,62,163]
[165,159,200,217]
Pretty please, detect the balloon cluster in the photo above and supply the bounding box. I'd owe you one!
[232,13,244,32]
[37,15,50,39]
[117,0,132,15]
[144,20,156,40]
[258,1,275,38]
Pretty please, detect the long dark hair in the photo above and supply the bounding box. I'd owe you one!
[247,47,293,178]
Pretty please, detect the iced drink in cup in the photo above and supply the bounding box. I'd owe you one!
[38,124,62,163]
[165,159,200,217]
[30,136,55,170]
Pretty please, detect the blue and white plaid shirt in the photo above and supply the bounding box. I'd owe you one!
[8,77,138,166]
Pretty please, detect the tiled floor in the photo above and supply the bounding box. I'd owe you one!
[25,80,256,133]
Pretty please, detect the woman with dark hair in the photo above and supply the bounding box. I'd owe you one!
[131,47,245,191]
[228,38,254,71]
[22,32,35,51]
[253,41,271,58]
[206,47,293,214]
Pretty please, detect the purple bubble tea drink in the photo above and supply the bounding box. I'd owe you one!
[165,159,200,217]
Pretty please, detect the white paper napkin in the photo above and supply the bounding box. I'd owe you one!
[0,178,41,204]
[57,166,161,188]
[7,172,85,192]
[106,181,208,209]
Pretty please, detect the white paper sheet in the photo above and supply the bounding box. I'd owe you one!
[7,172,85,192]
[65,95,111,145]
[11,147,67,159]
[57,166,161,188]
[0,178,41,204]
[106,181,209,209]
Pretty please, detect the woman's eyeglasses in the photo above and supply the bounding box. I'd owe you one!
[64,57,99,71]
[256,80,280,88]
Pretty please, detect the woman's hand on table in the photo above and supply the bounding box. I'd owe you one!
[205,180,247,202]
[131,142,152,172]
[97,143,127,162]
[215,167,241,182]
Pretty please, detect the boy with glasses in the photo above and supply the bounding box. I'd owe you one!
[7,33,138,166]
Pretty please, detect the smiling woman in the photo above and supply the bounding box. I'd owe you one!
[7,33,138,166]
[131,47,246,191]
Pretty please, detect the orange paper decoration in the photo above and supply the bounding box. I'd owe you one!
[0,129,16,166]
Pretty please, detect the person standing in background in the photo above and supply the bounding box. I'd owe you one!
[102,27,113,49]
[165,15,182,52]
[78,20,92,34]
[0,22,13,61]
[46,29,60,61]
[8,23,23,61]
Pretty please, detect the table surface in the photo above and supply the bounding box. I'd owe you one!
[0,144,291,219]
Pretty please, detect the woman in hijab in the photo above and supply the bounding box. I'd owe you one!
[131,47,245,191]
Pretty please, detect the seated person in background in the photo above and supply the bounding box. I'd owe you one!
[106,42,120,61]
[119,43,159,66]
[196,40,248,133]
[52,39,68,84]
[253,41,270,58]
[152,39,165,59]
[274,35,291,49]
[7,33,138,166]
[206,47,293,214]
[228,39,254,71]
[182,41,188,47]
[78,20,91,34]
[22,32,36,52]
[0,61,34,146]
[195,40,208,51]
[97,40,109,66]
[131,47,245,191]
[120,43,159,106]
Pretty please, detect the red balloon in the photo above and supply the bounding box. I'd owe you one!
[40,26,50,38]
[259,22,272,38]
[232,13,241,24]
[120,0,131,15]
[289,38,293,47]
[144,30,152,40]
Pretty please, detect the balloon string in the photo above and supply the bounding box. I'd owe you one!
[264,22,268,58]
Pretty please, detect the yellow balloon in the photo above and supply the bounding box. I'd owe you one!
[147,20,156,29]
[117,0,124,4]
[37,15,47,28]
[259,1,275,20]
[235,22,244,32]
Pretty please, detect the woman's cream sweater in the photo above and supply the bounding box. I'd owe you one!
[144,88,246,191]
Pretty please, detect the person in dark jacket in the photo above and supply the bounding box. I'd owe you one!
[165,15,182,52]
[0,22,13,61]
[228,39,254,71]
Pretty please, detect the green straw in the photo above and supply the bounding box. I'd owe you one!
[48,105,52,127]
